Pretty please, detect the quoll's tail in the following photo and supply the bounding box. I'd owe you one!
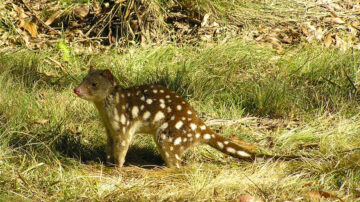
[206,133,301,161]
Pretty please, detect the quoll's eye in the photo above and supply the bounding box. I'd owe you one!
[92,83,97,87]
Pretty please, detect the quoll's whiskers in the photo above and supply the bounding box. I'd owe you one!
[74,68,300,168]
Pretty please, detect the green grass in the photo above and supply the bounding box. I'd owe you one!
[1,38,360,201]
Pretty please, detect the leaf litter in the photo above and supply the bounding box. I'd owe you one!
[1,0,360,53]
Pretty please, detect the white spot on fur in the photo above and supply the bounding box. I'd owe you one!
[183,138,187,142]
[175,154,181,161]
[160,103,166,109]
[237,151,251,157]
[121,141,126,146]
[181,117,185,121]
[143,111,151,120]
[200,125,206,130]
[165,152,169,157]
[112,121,120,130]
[174,137,182,145]
[161,134,167,140]
[115,93,120,103]
[203,134,211,139]
[132,106,139,118]
[177,105,182,110]
[113,109,120,121]
[153,89,158,93]
[211,134,215,138]
[224,141,229,145]
[170,146,174,151]
[187,110,192,115]
[146,99,153,104]
[165,95,170,98]
[175,121,183,129]
[167,107,172,113]
[187,133,192,137]
[121,94,125,98]
[195,133,200,138]
[120,114,126,125]
[190,123,197,131]
[154,111,165,122]
[140,96,145,101]
[171,115,175,120]
[144,89,148,93]
[160,122,168,130]
[226,147,236,154]
[127,93,131,97]
[217,142,224,149]
[140,105,144,110]
[160,89,164,93]
[159,99,165,103]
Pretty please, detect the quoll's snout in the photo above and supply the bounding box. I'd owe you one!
[74,87,80,95]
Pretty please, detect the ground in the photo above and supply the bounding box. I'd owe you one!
[0,0,360,201]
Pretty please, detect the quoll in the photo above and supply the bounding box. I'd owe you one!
[74,68,296,168]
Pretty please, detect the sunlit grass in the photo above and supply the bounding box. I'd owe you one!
[1,37,360,200]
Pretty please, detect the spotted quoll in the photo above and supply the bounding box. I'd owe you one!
[74,68,297,168]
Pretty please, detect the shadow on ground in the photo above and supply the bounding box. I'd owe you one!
[54,132,165,168]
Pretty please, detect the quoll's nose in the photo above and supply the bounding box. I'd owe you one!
[74,87,80,95]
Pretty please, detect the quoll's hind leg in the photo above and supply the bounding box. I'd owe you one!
[154,133,186,168]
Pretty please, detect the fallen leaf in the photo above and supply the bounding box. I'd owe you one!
[314,27,323,40]
[45,10,61,26]
[306,190,344,202]
[236,195,263,202]
[323,17,345,24]
[304,181,315,187]
[34,120,50,124]
[324,33,333,48]
[74,5,89,19]
[201,13,211,27]
[19,19,38,37]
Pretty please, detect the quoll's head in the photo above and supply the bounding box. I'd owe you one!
[74,67,115,102]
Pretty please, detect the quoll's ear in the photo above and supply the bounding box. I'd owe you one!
[102,69,114,81]
[89,66,94,72]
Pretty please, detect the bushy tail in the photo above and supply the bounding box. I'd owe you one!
[206,133,301,161]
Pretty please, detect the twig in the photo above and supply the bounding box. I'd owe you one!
[21,0,61,35]
[321,76,341,89]
[295,52,322,72]
[73,37,108,43]
[242,173,268,198]
[340,148,360,154]
[17,170,30,188]
[46,57,77,81]
[342,67,358,94]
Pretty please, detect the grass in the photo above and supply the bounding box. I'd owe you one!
[1,38,360,201]
[1,0,360,200]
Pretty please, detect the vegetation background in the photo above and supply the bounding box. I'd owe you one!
[0,0,360,201]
